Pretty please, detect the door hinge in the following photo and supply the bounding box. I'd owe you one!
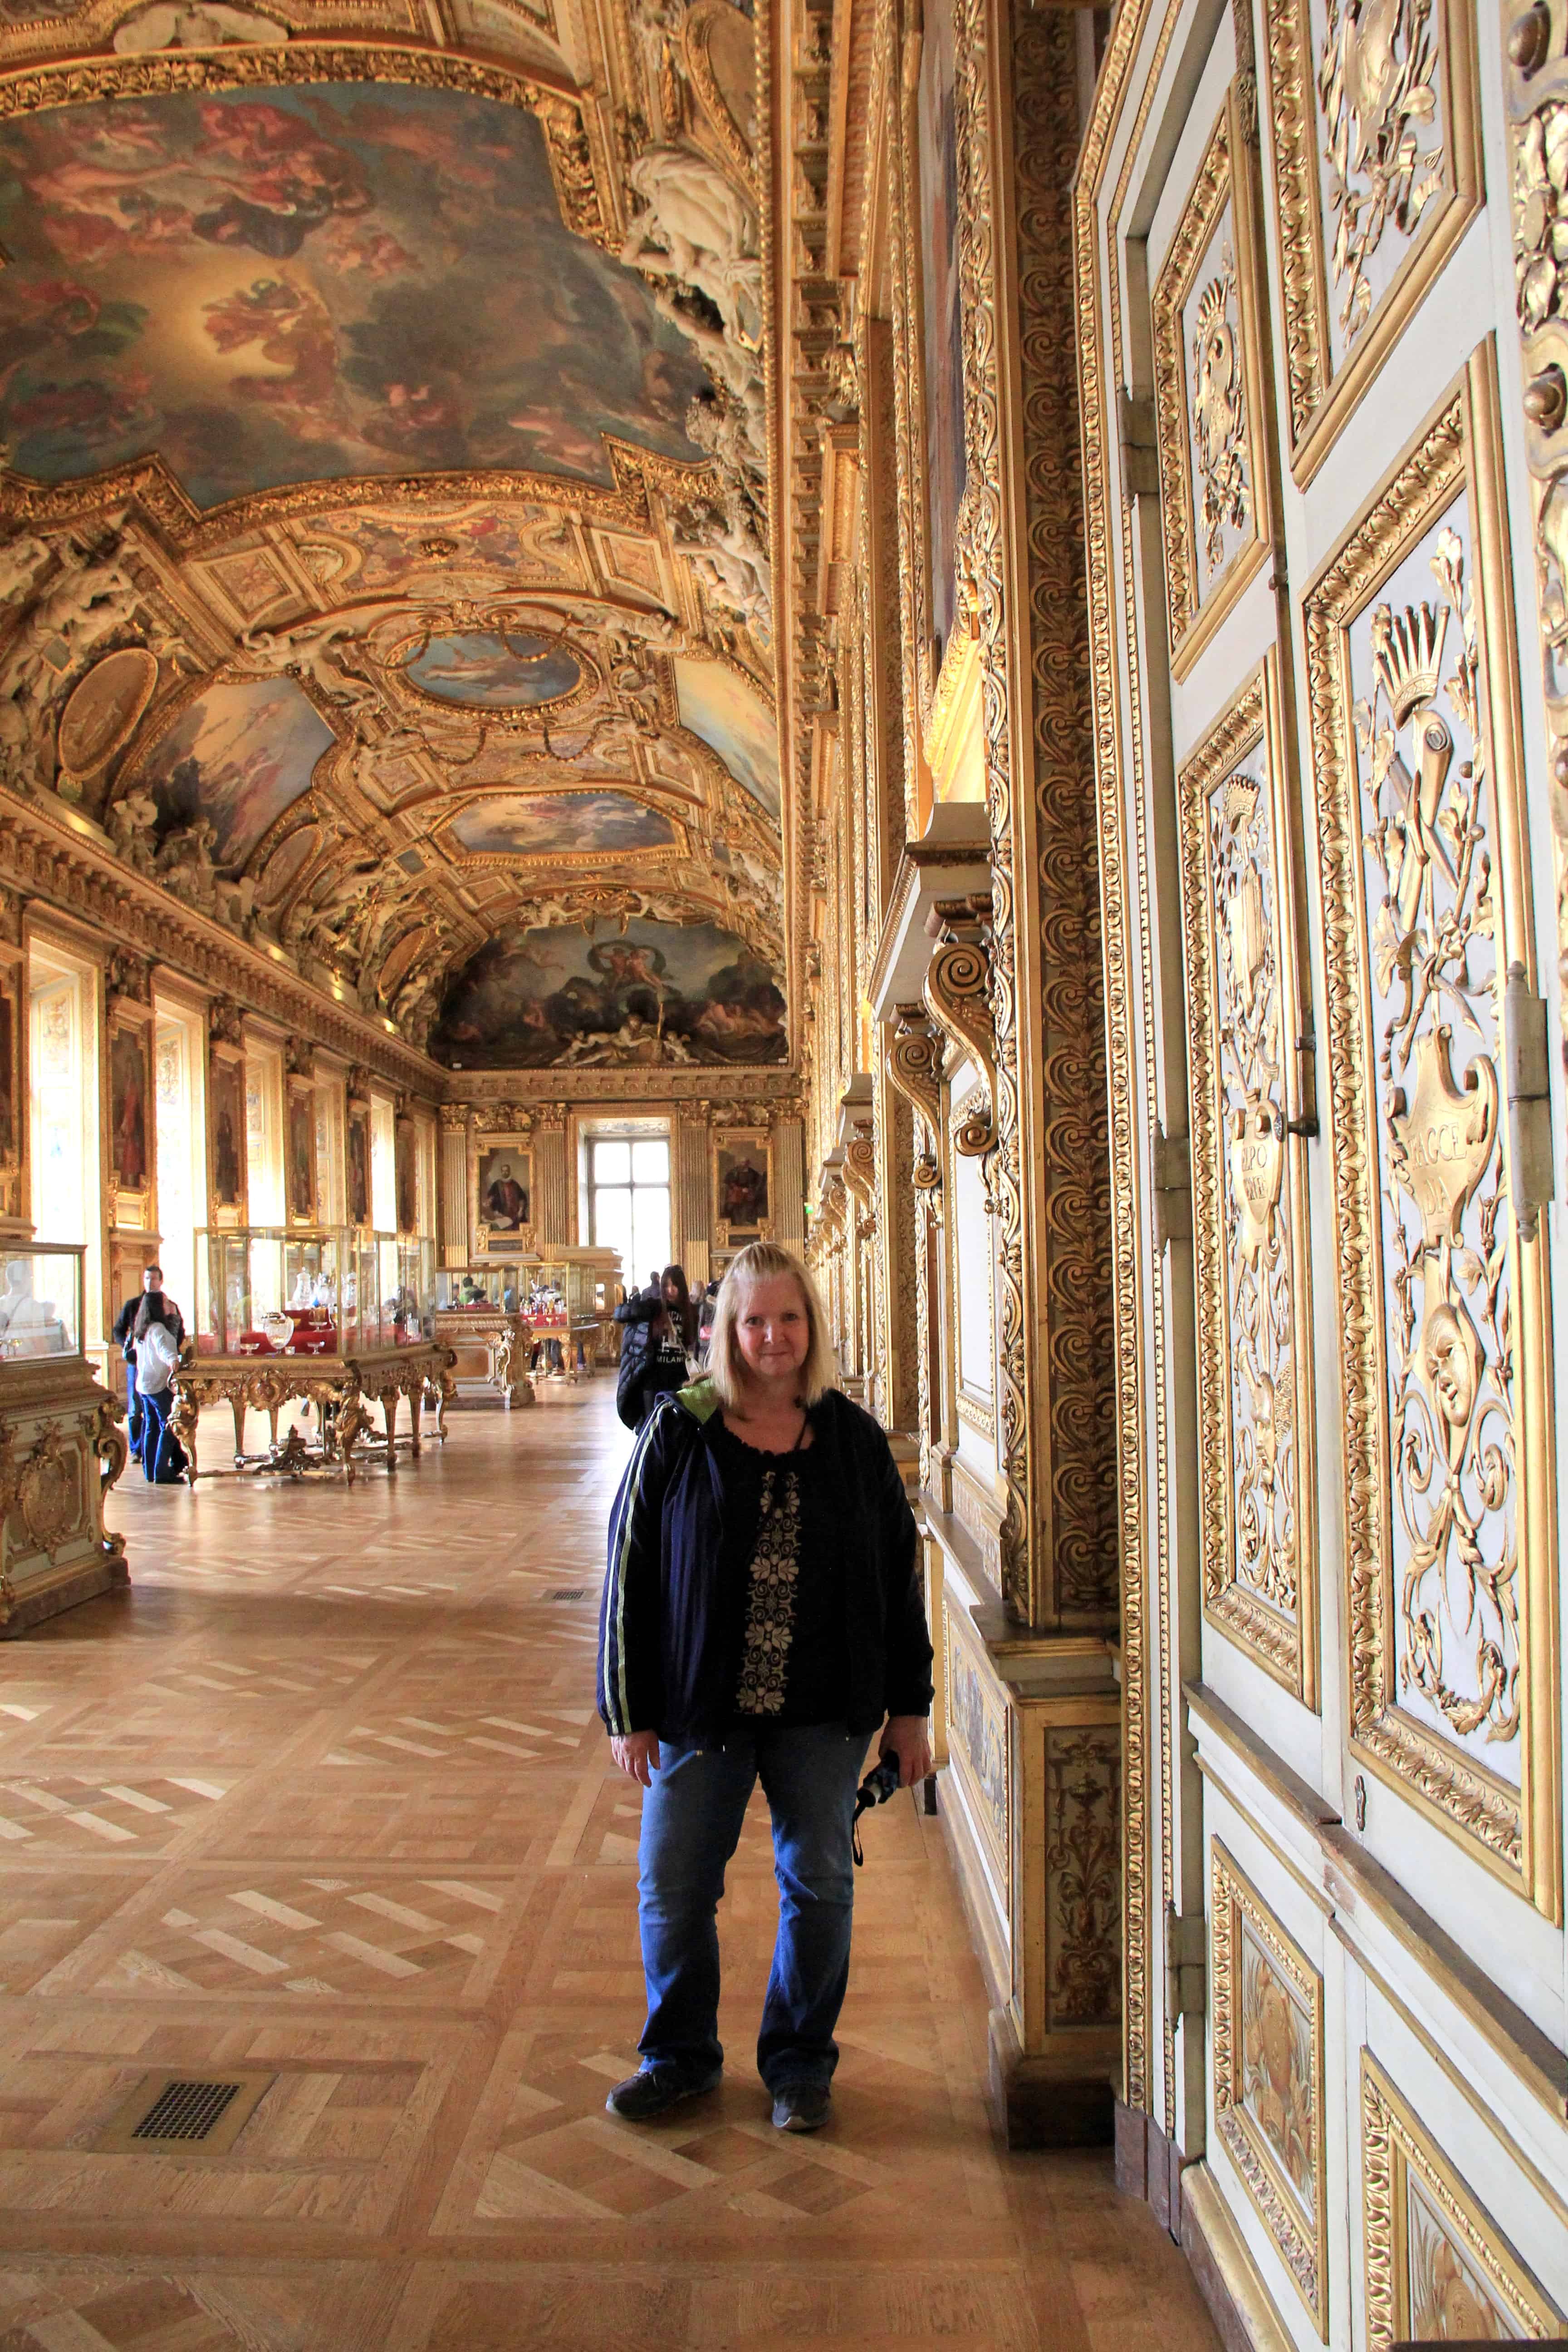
[1166,1906,1206,2021]
[1504,961,1554,1241]
[1152,1122,1192,1250]
[1118,391,1160,500]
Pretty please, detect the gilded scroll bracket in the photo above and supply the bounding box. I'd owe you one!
[923,895,997,1160]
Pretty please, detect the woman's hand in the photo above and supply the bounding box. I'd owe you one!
[611,1730,661,1786]
[880,1714,934,1789]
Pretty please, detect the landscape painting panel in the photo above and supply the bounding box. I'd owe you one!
[431,918,787,1068]
[450,791,675,858]
[137,677,335,871]
[675,659,781,820]
[0,84,709,510]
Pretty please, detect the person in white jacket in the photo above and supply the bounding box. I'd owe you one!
[132,1291,188,1485]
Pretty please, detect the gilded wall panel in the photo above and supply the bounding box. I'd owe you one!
[1152,88,1274,679]
[1361,2052,1566,2348]
[1210,1839,1328,2337]
[1178,655,1317,1702]
[1303,352,1560,1913]
[1502,2,1568,1092]
[1262,0,1482,482]
[1044,1728,1120,2031]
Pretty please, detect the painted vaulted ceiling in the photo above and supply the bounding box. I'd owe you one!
[0,0,787,1072]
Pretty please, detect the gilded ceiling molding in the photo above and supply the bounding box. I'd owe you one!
[0,786,437,1093]
[0,44,611,241]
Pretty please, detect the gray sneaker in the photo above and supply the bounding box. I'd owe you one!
[605,2066,721,2122]
[770,2083,831,2132]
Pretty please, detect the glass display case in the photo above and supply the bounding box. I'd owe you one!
[436,1263,529,1315]
[194,1228,433,1356]
[0,1241,84,1362]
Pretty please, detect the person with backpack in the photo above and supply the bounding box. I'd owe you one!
[614,1264,697,1430]
[597,1241,933,2136]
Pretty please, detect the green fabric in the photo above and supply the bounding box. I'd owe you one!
[676,1375,721,1424]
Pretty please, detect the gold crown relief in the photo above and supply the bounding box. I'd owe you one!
[1371,601,1450,730]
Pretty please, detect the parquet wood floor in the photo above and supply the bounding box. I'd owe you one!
[0,1386,1219,2352]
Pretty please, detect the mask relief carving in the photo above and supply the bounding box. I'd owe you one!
[1179,660,1316,1700]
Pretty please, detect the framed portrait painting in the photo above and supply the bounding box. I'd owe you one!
[108,1017,152,1205]
[714,1135,769,1245]
[346,1100,371,1228]
[476,1143,532,1243]
[396,1119,418,1236]
[208,1053,246,1215]
[287,1083,316,1224]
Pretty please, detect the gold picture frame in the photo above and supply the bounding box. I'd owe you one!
[712,1128,770,1251]
[1210,1840,1328,2337]
[1151,83,1275,680]
[473,1135,535,1256]
[1303,343,1560,1917]
[1261,0,1483,486]
[1361,2051,1567,2349]
[107,1004,154,1229]
[1177,652,1317,1705]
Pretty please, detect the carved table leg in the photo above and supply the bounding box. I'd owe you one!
[231,1396,246,1467]
[408,1383,421,1460]
[383,1392,398,1472]
[172,1383,200,1483]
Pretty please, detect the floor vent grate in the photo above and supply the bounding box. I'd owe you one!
[95,2069,277,2157]
[547,1588,587,1601]
[133,2079,241,2142]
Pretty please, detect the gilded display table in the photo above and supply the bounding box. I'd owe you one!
[431,1309,534,1408]
[171,1340,455,1483]
[0,1352,129,1637]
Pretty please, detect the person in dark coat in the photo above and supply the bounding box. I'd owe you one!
[598,1241,933,2136]
[613,1264,697,1429]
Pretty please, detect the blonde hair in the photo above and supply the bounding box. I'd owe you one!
[708,1242,838,1410]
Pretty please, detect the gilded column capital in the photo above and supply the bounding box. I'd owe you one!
[437,1100,468,1131]
[209,996,244,1048]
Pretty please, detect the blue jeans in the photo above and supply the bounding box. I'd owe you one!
[637,1724,863,2092]
[124,1357,142,1459]
[139,1385,187,1484]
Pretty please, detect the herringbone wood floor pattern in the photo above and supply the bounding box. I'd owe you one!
[0,1385,1218,2352]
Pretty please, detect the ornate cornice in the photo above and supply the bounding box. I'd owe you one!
[1,787,438,1093]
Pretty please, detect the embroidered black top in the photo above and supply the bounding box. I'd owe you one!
[713,1414,846,1726]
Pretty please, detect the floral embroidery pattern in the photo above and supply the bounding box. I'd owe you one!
[734,1469,801,1715]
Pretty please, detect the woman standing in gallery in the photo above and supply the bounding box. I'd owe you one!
[597,1242,933,2133]
[132,1289,189,1485]
[613,1263,698,1428]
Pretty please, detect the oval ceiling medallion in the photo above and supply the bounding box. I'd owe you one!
[57,647,159,780]
[403,629,583,710]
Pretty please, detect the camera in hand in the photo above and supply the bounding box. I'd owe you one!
[854,1753,902,1818]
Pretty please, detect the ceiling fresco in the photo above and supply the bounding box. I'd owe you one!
[446,789,676,858]
[0,0,792,1072]
[0,84,710,507]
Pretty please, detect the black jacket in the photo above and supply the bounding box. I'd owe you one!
[613,1288,688,1426]
[598,1377,933,1744]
